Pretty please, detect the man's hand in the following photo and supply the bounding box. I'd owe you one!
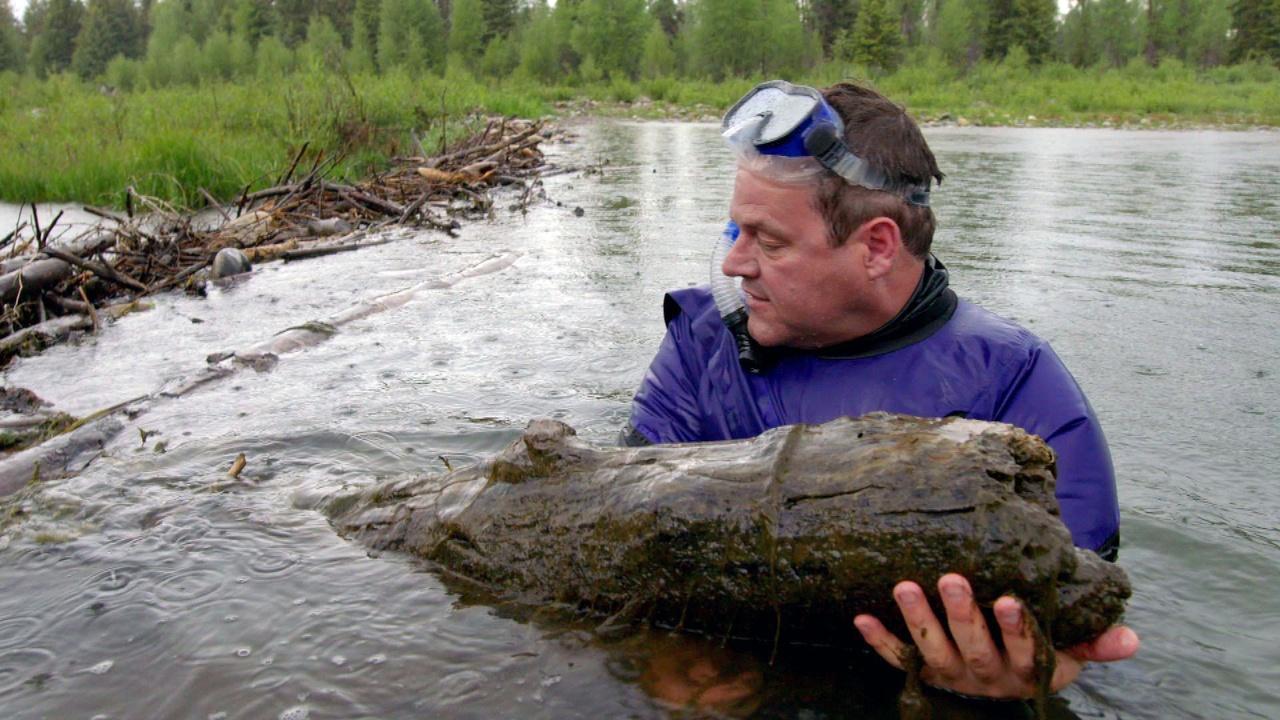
[853,573,1140,699]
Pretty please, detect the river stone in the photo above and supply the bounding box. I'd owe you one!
[325,414,1130,650]
[210,248,252,279]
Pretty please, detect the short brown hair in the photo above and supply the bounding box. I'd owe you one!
[815,83,943,257]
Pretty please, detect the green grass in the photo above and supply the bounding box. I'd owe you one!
[0,69,555,208]
[1,56,1278,207]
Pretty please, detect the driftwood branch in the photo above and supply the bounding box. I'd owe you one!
[40,246,147,293]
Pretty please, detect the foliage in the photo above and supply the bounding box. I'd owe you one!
[301,13,346,72]
[518,1,574,82]
[641,20,677,79]
[849,0,903,70]
[377,0,445,73]
[29,0,84,77]
[1229,0,1280,64]
[449,0,486,68]
[571,0,648,79]
[0,0,24,73]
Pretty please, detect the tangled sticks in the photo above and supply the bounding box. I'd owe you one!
[0,117,554,366]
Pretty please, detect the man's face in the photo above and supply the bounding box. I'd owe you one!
[724,166,871,349]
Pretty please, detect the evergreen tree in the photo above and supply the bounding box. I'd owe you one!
[379,0,445,72]
[1229,0,1280,63]
[1012,0,1055,62]
[688,0,758,78]
[807,0,857,55]
[650,0,681,37]
[850,0,902,68]
[1094,0,1141,66]
[352,0,381,68]
[29,0,84,76]
[933,0,981,66]
[0,0,23,72]
[188,0,230,43]
[517,0,574,81]
[72,0,143,78]
[571,0,648,78]
[275,0,311,47]
[1060,0,1098,65]
[448,0,485,66]
[640,17,676,76]
[758,0,811,75]
[481,0,515,39]
[302,13,345,70]
[985,0,1016,58]
[896,0,926,46]
[322,0,357,43]
[1189,0,1231,65]
[231,0,273,47]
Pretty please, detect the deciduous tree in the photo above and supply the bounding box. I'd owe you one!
[71,0,143,78]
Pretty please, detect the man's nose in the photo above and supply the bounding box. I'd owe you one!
[722,235,757,278]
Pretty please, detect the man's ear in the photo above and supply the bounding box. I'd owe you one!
[851,217,902,280]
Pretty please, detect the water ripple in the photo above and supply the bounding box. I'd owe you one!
[152,568,227,607]
[0,647,57,695]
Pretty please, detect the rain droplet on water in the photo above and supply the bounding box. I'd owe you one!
[366,654,386,665]
[235,648,252,658]
[278,707,309,720]
[88,660,114,675]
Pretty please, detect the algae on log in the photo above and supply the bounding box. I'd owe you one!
[325,414,1130,650]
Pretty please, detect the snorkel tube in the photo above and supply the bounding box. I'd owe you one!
[710,221,764,373]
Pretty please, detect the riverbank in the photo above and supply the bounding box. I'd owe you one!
[0,116,552,467]
[2,59,1278,208]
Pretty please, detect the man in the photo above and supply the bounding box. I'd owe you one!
[623,80,1139,699]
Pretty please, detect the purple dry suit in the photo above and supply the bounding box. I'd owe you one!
[626,274,1120,558]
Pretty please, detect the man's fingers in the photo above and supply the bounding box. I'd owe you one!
[894,580,965,679]
[993,596,1037,679]
[1049,651,1085,692]
[938,574,1004,682]
[1066,626,1141,663]
[853,614,906,670]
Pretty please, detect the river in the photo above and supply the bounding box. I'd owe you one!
[1,121,1277,719]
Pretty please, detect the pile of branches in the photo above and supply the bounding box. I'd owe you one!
[0,117,553,366]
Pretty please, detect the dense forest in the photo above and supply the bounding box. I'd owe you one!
[0,0,1276,87]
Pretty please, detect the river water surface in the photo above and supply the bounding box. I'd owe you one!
[1,121,1277,719]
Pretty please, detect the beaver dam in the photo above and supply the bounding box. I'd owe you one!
[0,117,553,365]
[0,117,557,456]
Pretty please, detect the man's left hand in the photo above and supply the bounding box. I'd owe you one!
[853,573,1140,699]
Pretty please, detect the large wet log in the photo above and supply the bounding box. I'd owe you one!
[0,258,72,305]
[325,414,1130,651]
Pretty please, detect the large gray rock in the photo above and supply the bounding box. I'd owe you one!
[210,247,252,279]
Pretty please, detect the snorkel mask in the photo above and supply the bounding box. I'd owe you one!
[721,80,931,206]
[712,81,932,373]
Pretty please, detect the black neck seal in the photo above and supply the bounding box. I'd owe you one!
[740,255,958,372]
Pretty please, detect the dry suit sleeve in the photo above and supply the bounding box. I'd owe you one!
[993,341,1120,558]
[626,305,706,445]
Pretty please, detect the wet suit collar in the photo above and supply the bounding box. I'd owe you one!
[748,254,958,370]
